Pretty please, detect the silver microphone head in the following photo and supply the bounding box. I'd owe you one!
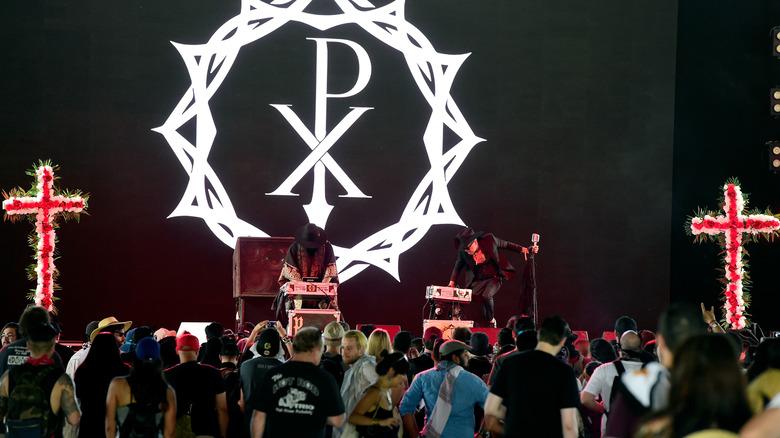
[531,233,540,244]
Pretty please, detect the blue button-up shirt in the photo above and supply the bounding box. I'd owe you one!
[399,361,489,438]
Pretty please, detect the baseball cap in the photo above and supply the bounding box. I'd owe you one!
[135,338,161,362]
[257,328,281,357]
[423,326,443,340]
[176,333,200,352]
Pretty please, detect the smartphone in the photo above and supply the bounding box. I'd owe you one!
[267,321,277,327]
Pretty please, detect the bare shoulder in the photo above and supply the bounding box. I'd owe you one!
[56,372,75,390]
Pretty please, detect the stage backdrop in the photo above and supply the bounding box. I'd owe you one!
[1,1,678,339]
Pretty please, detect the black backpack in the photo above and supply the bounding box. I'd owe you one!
[118,388,163,438]
[606,360,626,415]
[6,364,64,438]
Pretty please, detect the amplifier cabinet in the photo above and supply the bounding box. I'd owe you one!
[287,309,341,336]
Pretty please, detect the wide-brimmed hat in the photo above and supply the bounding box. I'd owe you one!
[295,223,328,248]
[469,332,493,356]
[454,227,484,251]
[90,317,132,342]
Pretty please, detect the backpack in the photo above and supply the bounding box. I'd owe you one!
[6,364,64,438]
[606,360,626,415]
[118,402,163,438]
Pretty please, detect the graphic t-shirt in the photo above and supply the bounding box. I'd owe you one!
[255,360,345,438]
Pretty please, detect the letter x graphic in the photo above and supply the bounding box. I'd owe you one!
[267,104,373,199]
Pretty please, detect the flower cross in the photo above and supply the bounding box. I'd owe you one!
[2,163,87,310]
[690,182,780,329]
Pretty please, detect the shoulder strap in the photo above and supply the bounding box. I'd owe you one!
[614,360,625,376]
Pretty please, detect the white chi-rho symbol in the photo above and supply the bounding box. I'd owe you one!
[267,38,373,228]
[154,0,486,283]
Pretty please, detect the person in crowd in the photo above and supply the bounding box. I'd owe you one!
[612,316,637,348]
[391,330,415,383]
[639,330,655,349]
[484,315,579,438]
[0,306,66,375]
[400,340,489,438]
[359,324,376,341]
[0,319,81,436]
[746,338,780,414]
[467,331,493,380]
[634,333,752,438]
[366,329,392,359]
[579,361,603,438]
[448,227,534,327]
[320,321,348,387]
[409,326,441,376]
[392,331,414,358]
[411,337,423,355]
[741,391,780,438]
[581,330,645,435]
[1,323,19,349]
[452,326,472,344]
[120,326,154,362]
[604,302,709,438]
[251,327,345,438]
[164,333,228,438]
[198,322,225,368]
[496,327,515,356]
[589,338,619,364]
[90,316,133,348]
[240,327,286,437]
[219,341,243,438]
[574,338,591,360]
[347,351,408,438]
[74,332,131,437]
[49,315,75,367]
[106,337,176,438]
[335,330,378,438]
[66,320,100,378]
[487,315,537,387]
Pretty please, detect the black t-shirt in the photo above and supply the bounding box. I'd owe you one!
[319,352,348,388]
[241,356,284,410]
[255,360,345,438]
[164,361,226,436]
[0,338,64,376]
[467,356,493,380]
[491,350,579,438]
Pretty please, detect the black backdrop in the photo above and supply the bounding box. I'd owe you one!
[4,1,771,341]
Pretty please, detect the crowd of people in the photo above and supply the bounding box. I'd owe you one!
[0,302,779,438]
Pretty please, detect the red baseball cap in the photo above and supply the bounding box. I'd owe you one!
[176,333,200,352]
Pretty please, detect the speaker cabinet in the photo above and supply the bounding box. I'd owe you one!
[422,319,474,340]
[233,237,294,298]
[287,309,341,336]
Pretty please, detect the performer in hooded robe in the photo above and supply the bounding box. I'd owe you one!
[272,223,338,324]
[448,227,533,327]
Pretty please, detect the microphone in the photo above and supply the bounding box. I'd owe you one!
[531,233,540,251]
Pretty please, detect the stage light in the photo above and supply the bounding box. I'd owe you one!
[772,26,780,58]
[767,141,780,172]
[771,88,780,116]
